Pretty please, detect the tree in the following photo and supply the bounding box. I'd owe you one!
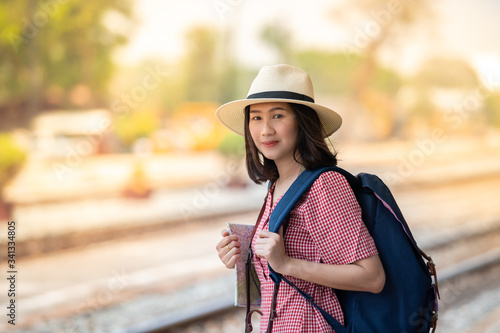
[410,57,486,133]
[330,0,434,139]
[333,0,434,98]
[484,94,500,128]
[176,25,247,106]
[414,57,480,90]
[0,0,134,130]
[260,23,293,63]
[0,133,27,219]
[294,50,401,97]
[180,26,220,102]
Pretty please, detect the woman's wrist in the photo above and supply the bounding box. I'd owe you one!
[278,257,323,283]
[278,256,297,276]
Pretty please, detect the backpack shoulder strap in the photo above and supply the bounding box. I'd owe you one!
[268,166,356,233]
[266,166,351,332]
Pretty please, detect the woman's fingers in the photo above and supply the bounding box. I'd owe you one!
[223,247,241,269]
[217,235,241,253]
[219,240,242,269]
[227,239,242,251]
[254,231,276,258]
[255,227,287,271]
[216,230,243,269]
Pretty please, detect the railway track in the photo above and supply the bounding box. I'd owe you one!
[127,226,500,333]
[6,172,500,333]
[9,218,500,333]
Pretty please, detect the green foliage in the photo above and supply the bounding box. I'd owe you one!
[217,132,245,158]
[484,93,500,127]
[294,50,401,95]
[260,23,292,63]
[414,57,480,89]
[181,26,220,102]
[368,66,403,95]
[161,25,246,109]
[294,50,363,95]
[0,134,27,193]
[114,110,160,148]
[0,0,134,126]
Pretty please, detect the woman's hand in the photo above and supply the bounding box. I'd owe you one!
[254,228,290,274]
[255,228,385,293]
[216,229,242,269]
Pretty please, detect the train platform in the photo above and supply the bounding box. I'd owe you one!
[3,136,500,245]
[2,136,500,332]
[6,173,500,332]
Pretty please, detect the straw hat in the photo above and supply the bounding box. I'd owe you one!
[215,64,342,137]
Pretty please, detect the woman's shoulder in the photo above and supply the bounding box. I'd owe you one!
[293,170,353,211]
[311,170,351,192]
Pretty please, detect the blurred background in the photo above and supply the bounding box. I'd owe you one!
[1,0,500,332]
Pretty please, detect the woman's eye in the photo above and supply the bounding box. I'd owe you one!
[251,116,261,121]
[273,114,284,119]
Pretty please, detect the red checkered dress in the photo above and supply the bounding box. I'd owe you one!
[251,171,378,332]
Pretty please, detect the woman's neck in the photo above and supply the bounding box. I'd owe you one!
[272,158,302,205]
[275,157,302,186]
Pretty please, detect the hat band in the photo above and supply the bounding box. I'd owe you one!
[247,91,314,103]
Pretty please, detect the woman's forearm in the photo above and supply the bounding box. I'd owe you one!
[281,255,385,293]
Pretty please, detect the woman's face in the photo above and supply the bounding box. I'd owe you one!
[248,102,299,164]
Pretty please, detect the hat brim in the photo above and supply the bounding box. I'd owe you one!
[216,98,342,137]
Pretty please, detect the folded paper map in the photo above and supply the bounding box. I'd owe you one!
[227,222,261,308]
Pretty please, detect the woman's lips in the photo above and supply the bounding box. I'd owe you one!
[262,141,278,148]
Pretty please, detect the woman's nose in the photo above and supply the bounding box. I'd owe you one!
[261,120,275,135]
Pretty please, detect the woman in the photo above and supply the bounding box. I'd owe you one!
[215,64,385,332]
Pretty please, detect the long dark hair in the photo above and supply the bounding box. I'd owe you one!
[244,102,338,184]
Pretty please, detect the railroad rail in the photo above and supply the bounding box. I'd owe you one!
[126,231,500,333]
[7,174,500,333]
[6,219,500,333]
[6,147,500,333]
[7,218,500,333]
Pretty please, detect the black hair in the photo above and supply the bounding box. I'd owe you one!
[244,103,338,184]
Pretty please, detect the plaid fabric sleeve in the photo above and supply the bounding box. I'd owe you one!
[301,171,378,265]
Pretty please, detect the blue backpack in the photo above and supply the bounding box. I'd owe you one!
[266,166,440,333]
